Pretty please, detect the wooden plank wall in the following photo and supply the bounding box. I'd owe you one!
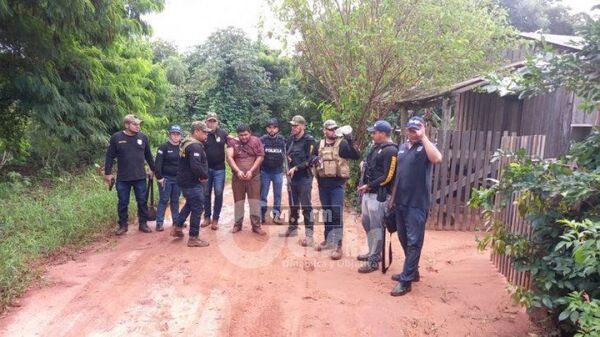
[491,134,546,290]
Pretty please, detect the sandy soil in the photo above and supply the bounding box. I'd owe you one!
[0,181,531,337]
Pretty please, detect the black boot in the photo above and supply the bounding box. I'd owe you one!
[358,261,379,273]
[390,282,412,296]
[115,225,128,236]
[391,271,420,282]
[139,223,152,233]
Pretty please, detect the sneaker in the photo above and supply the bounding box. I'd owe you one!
[358,262,379,274]
[200,217,211,228]
[139,223,152,233]
[330,247,343,260]
[300,236,314,247]
[156,224,164,232]
[356,253,370,261]
[170,226,184,238]
[278,228,298,237]
[252,227,267,236]
[115,225,128,236]
[187,236,209,247]
[210,220,219,231]
[315,241,336,252]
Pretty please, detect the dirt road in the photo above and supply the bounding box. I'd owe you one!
[0,181,531,336]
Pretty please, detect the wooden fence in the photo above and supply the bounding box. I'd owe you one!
[491,134,546,289]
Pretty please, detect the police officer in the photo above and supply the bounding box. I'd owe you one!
[357,120,398,273]
[312,120,360,260]
[171,121,211,247]
[260,118,286,224]
[279,115,316,247]
[104,114,155,235]
[390,116,442,296]
[154,125,183,232]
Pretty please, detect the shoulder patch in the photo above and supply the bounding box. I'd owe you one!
[157,149,163,154]
[193,152,200,157]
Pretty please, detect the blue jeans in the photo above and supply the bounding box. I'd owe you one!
[175,186,205,237]
[395,205,428,283]
[318,185,344,247]
[116,179,148,226]
[204,168,225,221]
[260,170,283,221]
[288,176,314,236]
[156,175,181,225]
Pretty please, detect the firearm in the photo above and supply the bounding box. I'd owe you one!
[94,163,115,191]
[282,141,294,208]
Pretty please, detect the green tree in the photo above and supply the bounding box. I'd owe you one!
[270,0,514,147]
[496,0,578,34]
[0,0,168,170]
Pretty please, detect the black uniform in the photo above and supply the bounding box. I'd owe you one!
[285,133,316,236]
[155,142,180,179]
[204,128,229,170]
[260,134,287,173]
[363,142,398,197]
[104,131,155,228]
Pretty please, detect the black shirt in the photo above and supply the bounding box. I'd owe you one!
[204,128,229,170]
[260,134,287,173]
[313,138,361,188]
[155,141,180,179]
[394,141,432,209]
[176,141,209,188]
[104,131,155,181]
[287,133,316,181]
[363,142,398,193]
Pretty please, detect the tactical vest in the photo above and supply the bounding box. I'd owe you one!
[315,138,350,178]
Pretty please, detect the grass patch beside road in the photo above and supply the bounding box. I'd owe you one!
[0,171,115,311]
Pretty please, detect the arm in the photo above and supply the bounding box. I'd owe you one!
[226,146,245,180]
[144,135,156,176]
[422,135,443,164]
[104,136,117,185]
[294,137,316,170]
[154,144,165,179]
[367,147,397,190]
[339,139,361,160]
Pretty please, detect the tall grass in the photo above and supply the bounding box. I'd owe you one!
[0,171,115,310]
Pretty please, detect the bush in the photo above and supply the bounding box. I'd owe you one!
[0,171,115,311]
[469,130,600,336]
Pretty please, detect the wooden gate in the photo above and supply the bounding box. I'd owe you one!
[426,130,546,234]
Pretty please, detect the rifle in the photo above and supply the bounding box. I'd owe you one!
[282,141,294,208]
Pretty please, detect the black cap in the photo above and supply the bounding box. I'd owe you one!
[266,118,279,127]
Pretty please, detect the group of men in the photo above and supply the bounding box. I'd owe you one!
[104,112,441,296]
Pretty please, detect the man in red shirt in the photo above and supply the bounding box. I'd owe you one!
[226,124,266,235]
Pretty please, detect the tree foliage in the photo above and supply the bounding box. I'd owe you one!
[0,0,168,170]
[483,17,600,112]
[469,131,600,335]
[270,0,514,147]
[495,0,584,35]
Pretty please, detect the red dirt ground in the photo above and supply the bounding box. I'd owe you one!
[0,181,531,336]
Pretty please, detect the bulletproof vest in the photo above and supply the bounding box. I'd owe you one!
[261,135,285,169]
[315,138,350,178]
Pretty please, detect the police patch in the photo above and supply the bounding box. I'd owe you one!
[157,149,163,154]
[193,153,200,157]
[417,146,423,152]
[216,137,221,143]
[137,139,143,145]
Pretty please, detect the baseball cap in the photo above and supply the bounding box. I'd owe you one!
[169,125,182,134]
[406,116,425,130]
[323,119,338,130]
[206,112,219,122]
[191,121,212,133]
[367,120,392,134]
[266,118,279,127]
[123,114,142,125]
[289,115,306,126]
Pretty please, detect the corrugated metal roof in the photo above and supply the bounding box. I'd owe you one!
[519,32,584,50]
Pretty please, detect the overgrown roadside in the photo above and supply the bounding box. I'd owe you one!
[0,171,116,311]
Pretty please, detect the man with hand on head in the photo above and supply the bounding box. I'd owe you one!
[154,125,183,232]
[227,124,266,235]
[390,116,442,296]
[357,120,398,273]
[171,121,211,247]
[260,118,287,225]
[312,120,360,260]
[104,114,155,235]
